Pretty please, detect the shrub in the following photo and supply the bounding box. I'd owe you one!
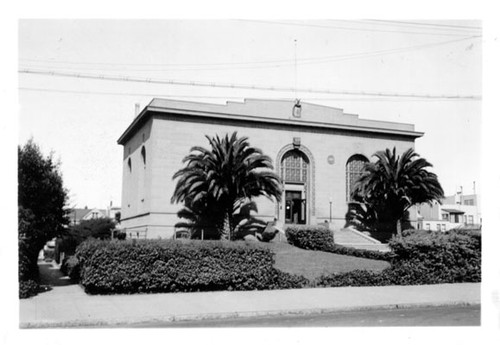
[19,239,35,282]
[19,239,41,298]
[73,238,109,278]
[388,230,481,283]
[328,244,393,261]
[285,225,334,251]
[19,280,40,299]
[286,225,391,261]
[315,230,481,287]
[315,269,388,287]
[58,218,116,258]
[449,228,481,241]
[115,231,126,240]
[43,247,55,261]
[74,239,307,294]
[266,269,309,290]
[60,255,80,280]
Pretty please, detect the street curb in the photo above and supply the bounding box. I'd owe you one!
[19,300,480,328]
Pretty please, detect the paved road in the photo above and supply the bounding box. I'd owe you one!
[126,305,480,328]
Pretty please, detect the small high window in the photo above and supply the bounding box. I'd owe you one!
[128,158,132,172]
[141,146,146,166]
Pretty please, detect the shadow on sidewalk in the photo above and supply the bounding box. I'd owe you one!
[38,260,77,292]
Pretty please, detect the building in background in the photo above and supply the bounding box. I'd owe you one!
[118,98,423,239]
[68,204,121,226]
[410,187,481,231]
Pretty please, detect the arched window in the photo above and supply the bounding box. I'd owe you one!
[346,154,368,201]
[281,150,309,183]
[141,146,146,166]
[128,157,132,172]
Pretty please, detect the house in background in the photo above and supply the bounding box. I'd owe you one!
[68,203,121,226]
[107,203,122,224]
[410,187,481,231]
[69,207,106,225]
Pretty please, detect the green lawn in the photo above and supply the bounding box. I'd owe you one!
[256,242,390,281]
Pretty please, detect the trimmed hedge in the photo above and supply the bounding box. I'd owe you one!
[315,230,481,287]
[328,244,393,261]
[74,239,307,294]
[285,225,334,251]
[60,255,80,281]
[285,225,391,261]
[19,239,41,299]
[389,230,481,282]
[19,280,40,299]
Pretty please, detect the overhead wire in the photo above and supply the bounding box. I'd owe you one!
[18,69,481,100]
[363,19,481,31]
[19,36,480,73]
[237,20,480,37]
[18,86,481,102]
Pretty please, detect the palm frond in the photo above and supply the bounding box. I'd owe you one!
[171,131,282,240]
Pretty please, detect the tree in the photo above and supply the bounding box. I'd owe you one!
[171,132,282,240]
[57,218,115,258]
[18,139,69,287]
[174,195,226,239]
[351,147,444,236]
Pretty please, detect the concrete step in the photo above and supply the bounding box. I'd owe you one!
[339,243,391,253]
[333,228,380,245]
[332,228,390,253]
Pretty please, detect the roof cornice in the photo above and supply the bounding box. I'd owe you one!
[118,101,424,145]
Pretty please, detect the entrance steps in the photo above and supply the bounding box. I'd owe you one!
[333,227,390,252]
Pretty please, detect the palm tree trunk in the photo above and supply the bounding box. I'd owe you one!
[222,212,233,241]
[396,218,402,237]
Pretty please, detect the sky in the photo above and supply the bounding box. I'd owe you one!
[18,19,483,209]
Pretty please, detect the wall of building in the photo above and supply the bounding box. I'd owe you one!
[419,220,456,232]
[120,118,153,234]
[119,111,416,238]
[411,193,482,233]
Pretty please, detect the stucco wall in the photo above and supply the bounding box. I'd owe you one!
[120,118,152,227]
[120,111,416,238]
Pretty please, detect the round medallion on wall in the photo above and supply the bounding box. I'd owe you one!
[327,155,335,165]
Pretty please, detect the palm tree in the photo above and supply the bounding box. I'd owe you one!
[174,195,226,239]
[351,147,444,236]
[171,132,282,240]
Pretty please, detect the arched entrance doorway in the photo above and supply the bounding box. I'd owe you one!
[281,150,310,224]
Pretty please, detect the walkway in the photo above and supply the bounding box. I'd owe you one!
[20,261,480,327]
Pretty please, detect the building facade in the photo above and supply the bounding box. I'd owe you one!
[411,191,482,231]
[118,98,423,239]
[68,205,122,226]
[68,207,107,226]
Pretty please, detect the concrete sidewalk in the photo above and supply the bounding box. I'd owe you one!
[19,282,480,328]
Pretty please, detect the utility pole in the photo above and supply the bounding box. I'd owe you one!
[294,39,298,99]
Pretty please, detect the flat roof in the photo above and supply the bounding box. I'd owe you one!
[118,98,424,145]
[441,208,466,214]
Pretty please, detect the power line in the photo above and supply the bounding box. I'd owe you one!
[19,36,480,73]
[365,19,481,31]
[239,20,479,37]
[18,87,481,102]
[19,37,463,67]
[18,69,482,100]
